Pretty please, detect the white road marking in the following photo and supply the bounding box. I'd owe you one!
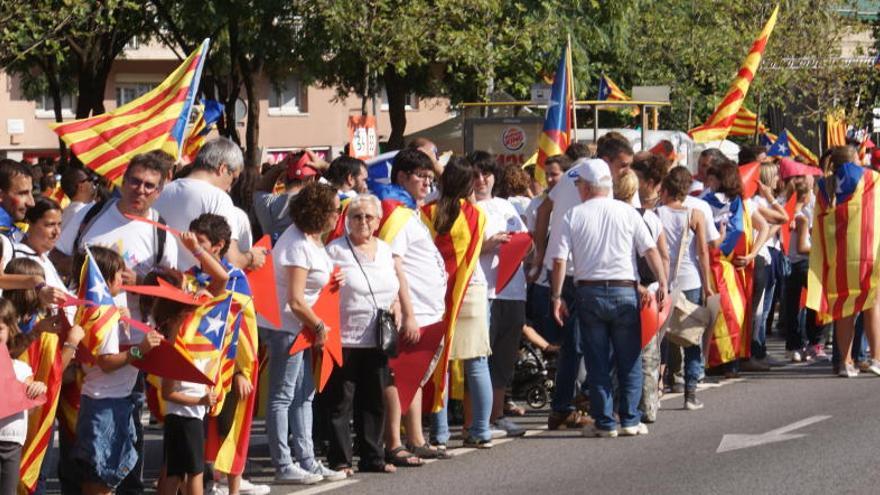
[716,415,831,453]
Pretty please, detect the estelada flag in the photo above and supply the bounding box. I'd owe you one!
[689,6,779,143]
[535,43,574,186]
[50,39,209,185]
[421,200,485,412]
[703,195,754,366]
[181,98,224,163]
[597,74,639,116]
[75,247,121,357]
[807,162,880,324]
[826,111,848,149]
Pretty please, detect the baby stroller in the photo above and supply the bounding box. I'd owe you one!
[510,342,555,409]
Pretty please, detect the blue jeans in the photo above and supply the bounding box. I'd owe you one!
[265,330,316,469]
[751,255,774,360]
[528,284,560,344]
[681,289,705,391]
[550,277,589,413]
[576,285,642,430]
[430,357,493,442]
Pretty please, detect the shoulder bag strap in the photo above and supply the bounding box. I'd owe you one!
[671,209,692,288]
[345,236,379,309]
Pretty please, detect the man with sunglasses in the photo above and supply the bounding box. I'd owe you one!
[154,137,266,271]
[59,167,98,232]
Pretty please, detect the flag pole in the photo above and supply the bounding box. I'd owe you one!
[567,34,578,145]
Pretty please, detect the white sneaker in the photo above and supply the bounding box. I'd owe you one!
[620,422,649,436]
[786,350,803,363]
[865,359,880,377]
[208,486,228,495]
[229,479,270,495]
[275,464,323,485]
[305,461,347,482]
[490,428,507,439]
[582,424,618,438]
[838,363,860,378]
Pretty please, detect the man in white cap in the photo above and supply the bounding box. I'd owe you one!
[548,159,667,438]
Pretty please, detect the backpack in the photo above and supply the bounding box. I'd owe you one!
[71,199,167,276]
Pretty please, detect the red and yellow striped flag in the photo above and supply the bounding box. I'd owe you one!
[18,334,62,494]
[688,6,779,143]
[826,111,847,148]
[50,40,210,185]
[807,163,880,323]
[728,106,768,137]
[786,130,819,167]
[420,200,485,412]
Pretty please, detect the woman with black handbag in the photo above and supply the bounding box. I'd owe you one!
[325,194,401,475]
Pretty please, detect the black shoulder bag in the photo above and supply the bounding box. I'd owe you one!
[345,236,399,357]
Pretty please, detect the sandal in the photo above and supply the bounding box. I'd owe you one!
[409,442,451,460]
[385,446,424,467]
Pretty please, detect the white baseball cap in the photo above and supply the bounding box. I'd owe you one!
[568,158,612,188]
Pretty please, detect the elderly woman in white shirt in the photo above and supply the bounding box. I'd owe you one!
[325,194,400,475]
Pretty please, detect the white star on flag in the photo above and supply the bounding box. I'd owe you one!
[89,282,110,302]
[777,144,788,155]
[203,314,225,338]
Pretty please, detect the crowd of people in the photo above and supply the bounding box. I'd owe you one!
[0,130,876,494]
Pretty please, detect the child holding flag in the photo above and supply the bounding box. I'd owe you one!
[72,246,163,495]
[156,228,229,495]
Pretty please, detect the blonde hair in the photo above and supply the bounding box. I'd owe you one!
[613,168,639,202]
[759,162,778,187]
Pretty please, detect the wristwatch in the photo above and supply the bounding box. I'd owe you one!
[129,346,144,360]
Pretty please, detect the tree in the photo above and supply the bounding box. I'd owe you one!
[617,1,864,140]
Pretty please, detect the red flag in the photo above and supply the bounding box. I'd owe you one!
[246,235,282,328]
[739,161,761,199]
[388,321,446,412]
[288,267,343,392]
[780,194,798,255]
[495,232,532,294]
[0,346,45,420]
[130,339,214,386]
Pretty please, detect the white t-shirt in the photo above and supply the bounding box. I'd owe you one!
[57,200,179,328]
[326,238,399,348]
[153,178,241,269]
[163,357,211,419]
[523,195,543,233]
[507,196,531,218]
[789,201,813,264]
[549,197,656,282]
[0,360,33,445]
[683,195,720,243]
[389,211,447,327]
[81,319,139,399]
[61,201,93,233]
[270,224,333,333]
[745,198,771,264]
[657,206,702,291]
[231,206,253,252]
[478,197,528,301]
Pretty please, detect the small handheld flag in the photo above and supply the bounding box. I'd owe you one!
[75,247,121,357]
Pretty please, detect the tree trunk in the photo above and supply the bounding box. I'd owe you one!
[383,65,408,150]
[241,69,260,168]
[46,62,69,167]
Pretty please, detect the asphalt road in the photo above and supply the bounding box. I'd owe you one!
[43,338,880,494]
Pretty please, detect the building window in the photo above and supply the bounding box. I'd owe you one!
[268,76,307,116]
[34,93,75,119]
[115,82,156,107]
[379,87,417,111]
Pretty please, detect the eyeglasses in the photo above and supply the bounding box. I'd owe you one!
[125,177,160,194]
[351,213,376,222]
[410,171,435,182]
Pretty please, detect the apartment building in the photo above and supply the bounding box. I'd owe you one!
[0,40,453,162]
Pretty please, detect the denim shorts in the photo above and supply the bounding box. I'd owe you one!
[74,395,138,489]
